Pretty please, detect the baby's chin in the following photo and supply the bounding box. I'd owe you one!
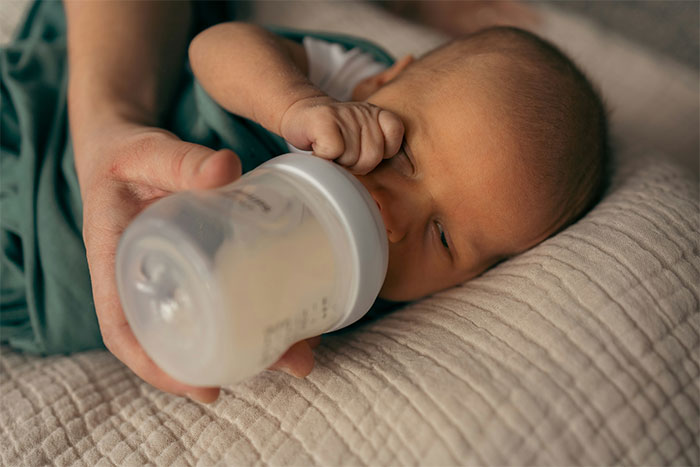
[378,281,431,303]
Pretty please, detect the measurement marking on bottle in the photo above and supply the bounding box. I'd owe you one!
[260,296,332,365]
[261,318,293,365]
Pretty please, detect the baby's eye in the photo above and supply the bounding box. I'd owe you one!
[436,221,450,250]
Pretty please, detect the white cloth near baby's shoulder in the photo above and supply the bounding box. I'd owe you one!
[302,36,388,101]
[287,36,387,155]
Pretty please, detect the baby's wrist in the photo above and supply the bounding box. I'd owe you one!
[278,93,336,137]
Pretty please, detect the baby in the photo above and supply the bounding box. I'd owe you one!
[189,23,609,303]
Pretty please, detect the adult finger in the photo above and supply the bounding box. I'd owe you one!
[87,257,218,402]
[112,135,242,192]
[307,336,322,349]
[102,318,221,403]
[85,197,220,403]
[91,280,221,403]
[268,339,316,378]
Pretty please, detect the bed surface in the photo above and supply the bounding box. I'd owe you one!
[1,2,698,465]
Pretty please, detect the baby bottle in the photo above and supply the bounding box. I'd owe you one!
[115,153,387,387]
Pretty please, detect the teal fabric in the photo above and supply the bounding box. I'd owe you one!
[0,0,394,354]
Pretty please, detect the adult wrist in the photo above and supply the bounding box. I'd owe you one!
[67,87,161,185]
[69,79,160,130]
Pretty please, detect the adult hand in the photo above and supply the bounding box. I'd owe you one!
[75,120,319,403]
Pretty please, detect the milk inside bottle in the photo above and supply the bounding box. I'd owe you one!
[116,153,388,386]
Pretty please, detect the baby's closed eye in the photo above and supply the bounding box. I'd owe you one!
[435,221,450,250]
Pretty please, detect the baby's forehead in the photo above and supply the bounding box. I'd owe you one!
[402,47,522,103]
[416,34,521,71]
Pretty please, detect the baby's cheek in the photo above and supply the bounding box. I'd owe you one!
[378,255,407,300]
[379,251,424,301]
[380,250,445,301]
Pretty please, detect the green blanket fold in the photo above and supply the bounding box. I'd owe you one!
[0,0,394,354]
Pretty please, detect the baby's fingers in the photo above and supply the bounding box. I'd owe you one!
[378,110,404,159]
[310,118,347,161]
[350,118,385,175]
[346,108,404,175]
[330,122,361,168]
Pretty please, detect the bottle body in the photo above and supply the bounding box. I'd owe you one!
[207,169,345,382]
[116,154,387,386]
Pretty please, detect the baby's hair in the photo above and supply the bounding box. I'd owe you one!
[411,26,611,234]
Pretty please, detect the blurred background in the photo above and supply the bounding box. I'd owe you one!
[2,0,698,72]
[550,1,697,69]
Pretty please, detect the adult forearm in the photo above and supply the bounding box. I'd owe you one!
[189,22,323,136]
[65,0,192,139]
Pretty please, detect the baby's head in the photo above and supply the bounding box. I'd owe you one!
[353,26,609,301]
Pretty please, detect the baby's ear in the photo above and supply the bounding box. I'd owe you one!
[352,55,414,100]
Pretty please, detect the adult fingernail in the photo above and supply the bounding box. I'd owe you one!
[185,391,218,404]
[196,152,217,175]
[276,365,297,377]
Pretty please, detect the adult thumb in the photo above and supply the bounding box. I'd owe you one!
[187,147,243,191]
[122,137,242,192]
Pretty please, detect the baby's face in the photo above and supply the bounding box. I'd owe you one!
[359,66,560,301]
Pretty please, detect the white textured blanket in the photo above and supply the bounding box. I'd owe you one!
[1,2,698,466]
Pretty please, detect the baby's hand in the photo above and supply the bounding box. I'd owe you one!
[280,96,404,174]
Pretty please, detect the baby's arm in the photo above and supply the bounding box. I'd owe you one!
[189,23,403,174]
